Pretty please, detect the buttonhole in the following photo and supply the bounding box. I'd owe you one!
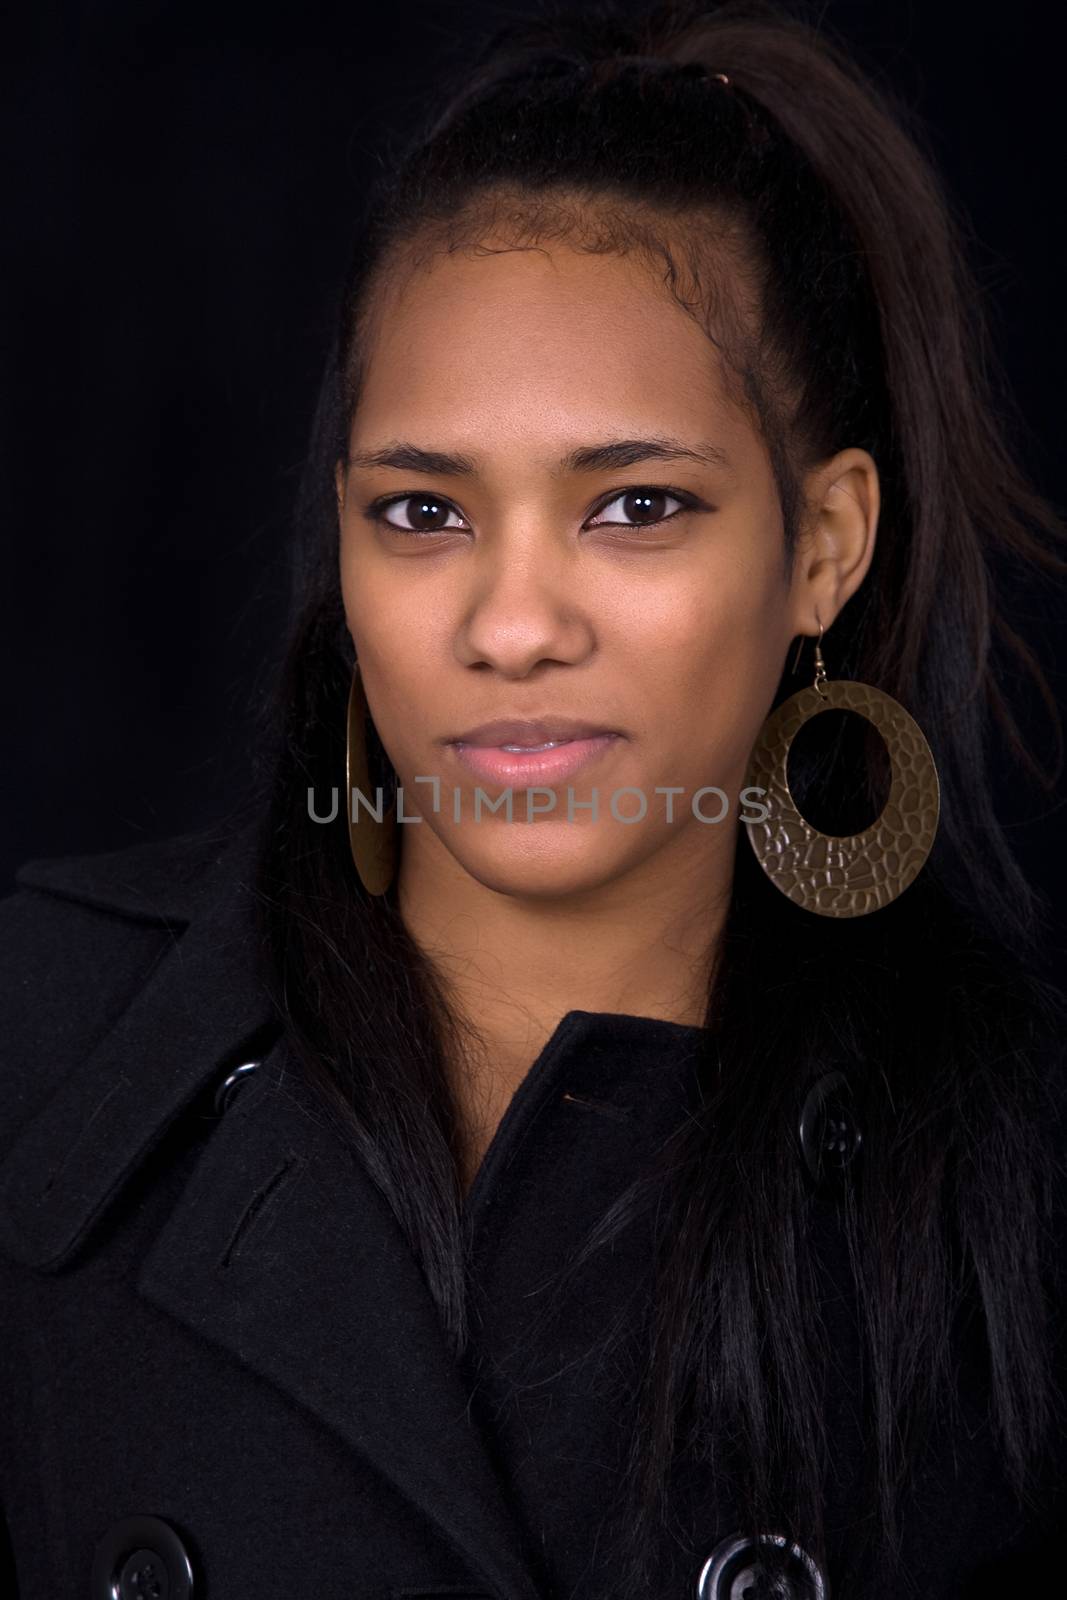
[219,1155,303,1271]
[560,1091,632,1121]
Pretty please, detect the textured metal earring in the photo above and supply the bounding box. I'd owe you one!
[743,619,940,917]
[345,662,398,896]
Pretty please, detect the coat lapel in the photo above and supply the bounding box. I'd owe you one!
[0,834,543,1600]
[136,1039,544,1600]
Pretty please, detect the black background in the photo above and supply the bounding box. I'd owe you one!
[4,1,1065,914]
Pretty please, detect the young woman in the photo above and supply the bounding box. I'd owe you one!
[2,2,1064,1597]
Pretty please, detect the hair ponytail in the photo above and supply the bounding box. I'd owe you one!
[255,5,1067,1594]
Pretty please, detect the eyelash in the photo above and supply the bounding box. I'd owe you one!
[363,485,706,536]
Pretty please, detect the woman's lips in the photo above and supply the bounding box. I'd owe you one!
[448,734,622,786]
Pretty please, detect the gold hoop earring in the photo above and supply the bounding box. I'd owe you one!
[743,621,940,917]
[345,662,398,896]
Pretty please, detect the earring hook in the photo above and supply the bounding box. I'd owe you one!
[813,612,828,697]
[789,609,828,690]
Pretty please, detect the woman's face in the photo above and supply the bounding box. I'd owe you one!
[336,239,876,900]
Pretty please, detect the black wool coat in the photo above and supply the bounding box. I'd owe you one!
[0,820,1063,1600]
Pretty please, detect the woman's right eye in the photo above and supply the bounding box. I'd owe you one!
[370,494,468,534]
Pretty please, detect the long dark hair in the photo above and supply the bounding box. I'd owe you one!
[250,2,1067,1593]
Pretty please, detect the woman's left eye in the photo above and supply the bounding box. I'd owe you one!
[586,487,694,529]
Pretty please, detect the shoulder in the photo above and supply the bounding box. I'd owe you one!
[5,813,259,924]
[1,827,215,1086]
[0,820,251,1080]
[0,813,280,1270]
[2,823,224,1009]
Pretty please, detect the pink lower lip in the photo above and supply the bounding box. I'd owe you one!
[449,734,621,786]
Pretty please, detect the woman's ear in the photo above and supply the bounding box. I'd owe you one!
[789,447,880,633]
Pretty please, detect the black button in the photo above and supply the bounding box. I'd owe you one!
[213,1059,262,1117]
[697,1532,826,1599]
[798,1071,862,1185]
[92,1515,195,1599]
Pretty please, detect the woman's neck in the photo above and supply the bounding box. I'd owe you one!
[397,817,734,1098]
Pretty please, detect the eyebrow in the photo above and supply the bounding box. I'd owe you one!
[345,435,735,477]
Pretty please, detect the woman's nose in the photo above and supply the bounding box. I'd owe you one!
[454,541,596,677]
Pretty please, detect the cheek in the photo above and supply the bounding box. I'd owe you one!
[340,534,382,644]
[635,558,787,767]
[340,536,438,665]
[339,546,430,757]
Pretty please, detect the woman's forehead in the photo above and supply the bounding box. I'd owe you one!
[349,246,754,463]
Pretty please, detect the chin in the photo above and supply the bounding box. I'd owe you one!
[446,826,642,900]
